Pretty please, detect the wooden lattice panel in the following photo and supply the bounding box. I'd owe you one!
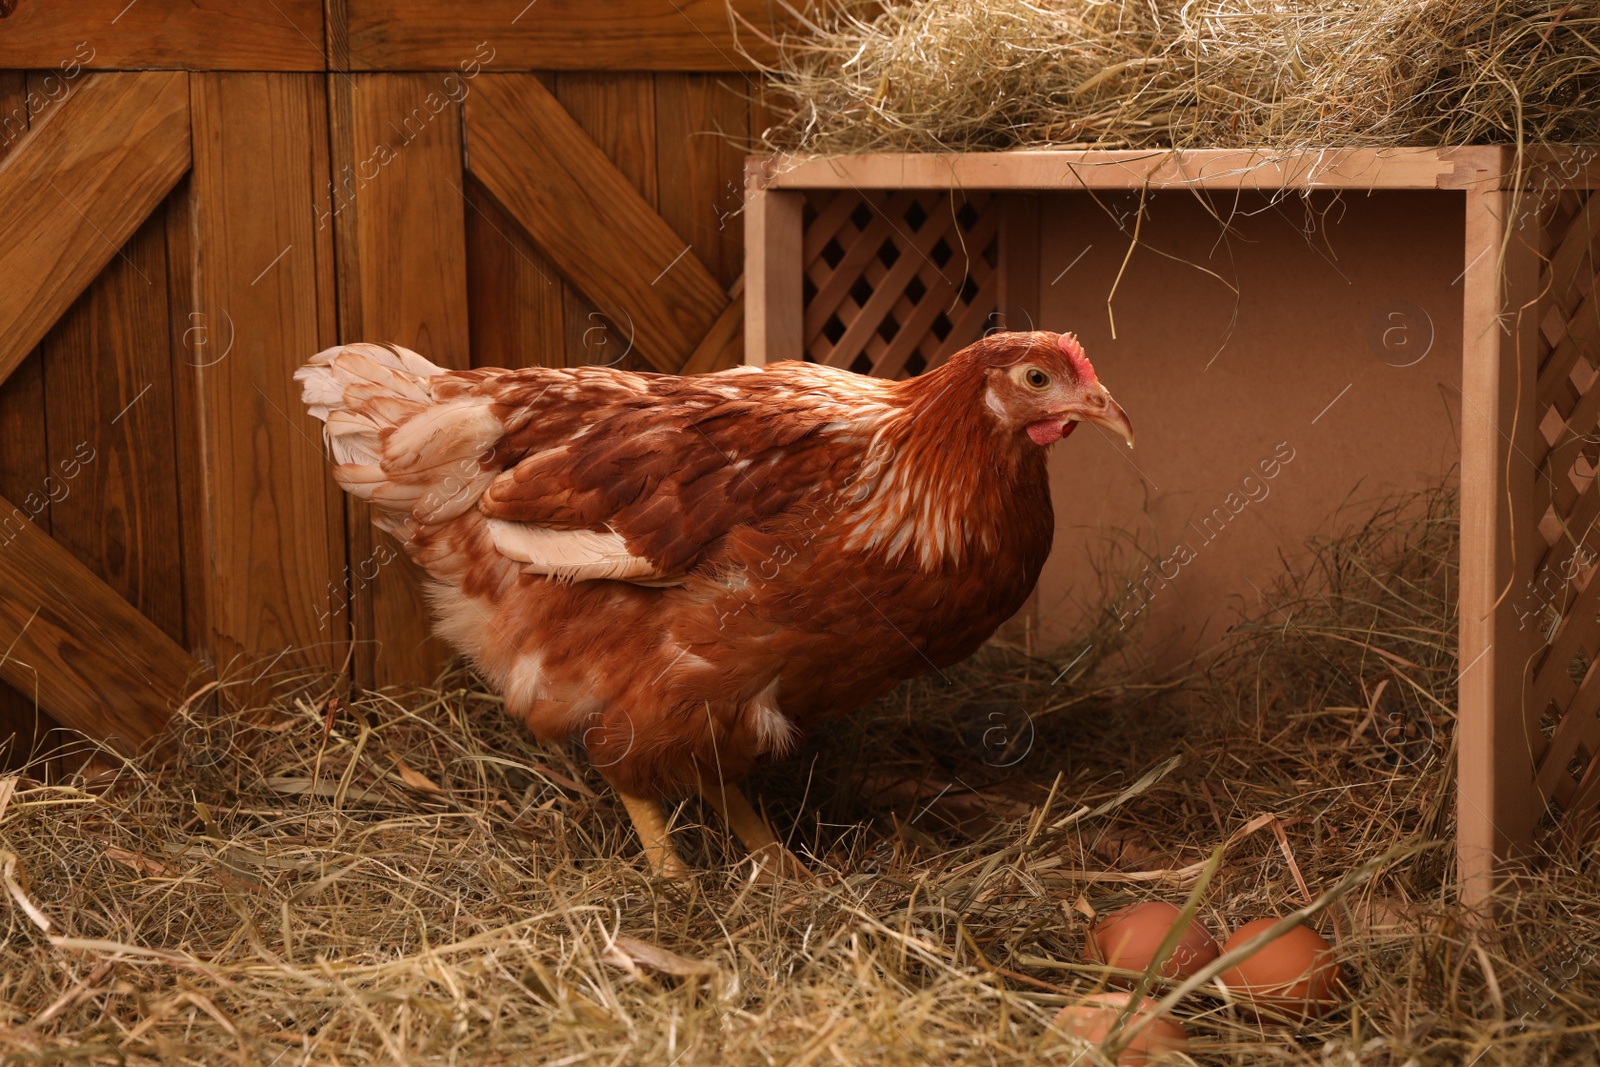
[1528,185,1600,836]
[801,189,1000,378]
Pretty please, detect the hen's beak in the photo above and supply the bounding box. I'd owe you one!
[1060,385,1135,448]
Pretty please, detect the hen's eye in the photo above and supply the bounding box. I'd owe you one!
[1024,368,1050,390]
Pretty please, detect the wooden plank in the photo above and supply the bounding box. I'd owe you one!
[555,72,658,373]
[325,0,352,71]
[996,193,1041,645]
[0,70,60,766]
[39,206,186,650]
[0,348,56,766]
[556,73,657,206]
[656,73,752,289]
[463,174,566,369]
[561,284,610,370]
[164,173,212,667]
[346,1,779,71]
[749,81,782,166]
[743,182,804,365]
[758,148,1490,192]
[331,73,472,688]
[0,46,86,149]
[1457,187,1547,910]
[0,1,325,71]
[999,193,1041,332]
[465,74,726,374]
[0,71,189,389]
[185,73,345,685]
[679,277,745,375]
[1520,147,1600,191]
[0,494,198,758]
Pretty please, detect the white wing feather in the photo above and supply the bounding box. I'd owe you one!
[485,519,659,582]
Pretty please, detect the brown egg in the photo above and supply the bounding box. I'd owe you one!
[1216,918,1344,1021]
[1053,993,1190,1065]
[1085,901,1221,984]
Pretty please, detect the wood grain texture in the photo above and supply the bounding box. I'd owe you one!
[465,75,725,374]
[324,0,351,71]
[1517,148,1600,191]
[995,194,1042,647]
[554,72,659,372]
[999,193,1041,333]
[1456,187,1546,909]
[0,492,198,757]
[656,74,752,290]
[163,174,212,667]
[679,276,744,375]
[742,184,803,365]
[0,70,61,764]
[463,174,566,370]
[0,348,55,765]
[346,0,779,71]
[0,0,325,70]
[39,206,186,651]
[761,148,1484,191]
[341,74,471,363]
[561,283,610,370]
[748,80,783,160]
[556,73,657,207]
[0,71,189,389]
[333,73,472,687]
[185,73,345,685]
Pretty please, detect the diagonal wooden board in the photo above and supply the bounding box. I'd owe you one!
[466,75,729,374]
[0,71,190,388]
[0,494,200,757]
[679,276,745,375]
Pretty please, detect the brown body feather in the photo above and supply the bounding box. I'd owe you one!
[296,332,1121,796]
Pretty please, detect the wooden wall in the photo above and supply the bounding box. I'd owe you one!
[0,2,781,768]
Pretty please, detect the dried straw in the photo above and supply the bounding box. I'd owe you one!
[1,485,1598,1063]
[756,0,1600,153]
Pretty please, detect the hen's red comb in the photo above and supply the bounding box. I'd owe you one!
[1058,332,1095,382]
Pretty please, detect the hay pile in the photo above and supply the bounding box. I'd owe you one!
[2,486,1599,1064]
[756,0,1600,153]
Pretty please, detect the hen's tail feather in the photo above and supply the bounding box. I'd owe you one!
[295,343,504,530]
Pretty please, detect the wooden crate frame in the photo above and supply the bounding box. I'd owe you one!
[744,147,1600,908]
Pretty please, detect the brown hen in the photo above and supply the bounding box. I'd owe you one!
[297,331,1131,877]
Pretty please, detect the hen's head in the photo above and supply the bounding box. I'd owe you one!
[952,331,1133,448]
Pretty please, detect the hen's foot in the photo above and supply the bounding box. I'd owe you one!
[699,781,812,882]
[617,790,689,879]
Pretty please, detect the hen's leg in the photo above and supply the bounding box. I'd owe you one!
[699,781,812,881]
[617,790,689,879]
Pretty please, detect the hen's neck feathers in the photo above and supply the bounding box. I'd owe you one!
[834,353,1048,572]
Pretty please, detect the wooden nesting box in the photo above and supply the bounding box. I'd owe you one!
[744,147,1600,906]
